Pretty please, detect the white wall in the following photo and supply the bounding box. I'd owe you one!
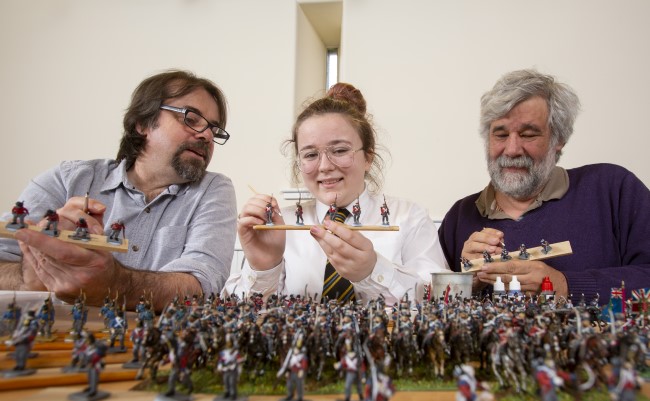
[0,0,299,216]
[1,0,649,223]
[341,0,650,219]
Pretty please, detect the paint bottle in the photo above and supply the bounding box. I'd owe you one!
[509,275,521,299]
[493,276,505,301]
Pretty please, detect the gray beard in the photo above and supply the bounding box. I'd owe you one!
[488,151,556,200]
[172,142,210,182]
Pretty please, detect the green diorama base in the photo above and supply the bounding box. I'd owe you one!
[134,363,650,401]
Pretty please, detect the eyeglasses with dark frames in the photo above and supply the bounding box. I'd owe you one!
[160,105,230,145]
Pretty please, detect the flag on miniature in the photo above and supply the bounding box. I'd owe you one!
[600,282,626,322]
[631,288,650,313]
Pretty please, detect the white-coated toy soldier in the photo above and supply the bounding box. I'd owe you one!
[129,319,146,364]
[278,335,308,401]
[109,310,127,351]
[334,340,364,401]
[217,335,245,400]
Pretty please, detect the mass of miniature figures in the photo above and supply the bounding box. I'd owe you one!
[2,283,648,401]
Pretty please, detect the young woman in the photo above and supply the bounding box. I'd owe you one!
[224,83,449,304]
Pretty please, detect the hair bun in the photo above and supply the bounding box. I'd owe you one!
[326,82,366,115]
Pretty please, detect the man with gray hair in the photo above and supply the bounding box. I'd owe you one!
[439,69,650,305]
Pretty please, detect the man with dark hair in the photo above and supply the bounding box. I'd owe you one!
[0,70,237,311]
[439,69,650,305]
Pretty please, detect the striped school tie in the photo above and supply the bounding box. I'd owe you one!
[322,208,356,303]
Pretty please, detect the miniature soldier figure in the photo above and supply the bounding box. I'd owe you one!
[69,217,91,241]
[3,310,38,377]
[541,239,552,255]
[278,336,308,401]
[139,301,155,329]
[70,296,88,334]
[108,310,127,352]
[107,220,126,244]
[164,330,195,398]
[42,209,60,237]
[1,301,21,335]
[454,364,493,401]
[8,201,29,229]
[295,202,304,226]
[609,360,641,401]
[329,201,338,222]
[460,257,472,271]
[482,250,493,264]
[518,244,530,260]
[74,333,109,400]
[334,341,364,401]
[37,297,55,338]
[216,335,245,400]
[124,319,146,368]
[535,358,564,401]
[64,331,89,373]
[500,245,511,261]
[265,201,274,226]
[380,200,390,226]
[352,199,362,226]
[99,297,113,330]
[364,368,395,401]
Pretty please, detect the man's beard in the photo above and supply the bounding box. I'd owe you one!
[488,150,556,200]
[171,142,210,182]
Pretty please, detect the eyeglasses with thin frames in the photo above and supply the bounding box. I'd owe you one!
[160,105,230,145]
[297,145,363,174]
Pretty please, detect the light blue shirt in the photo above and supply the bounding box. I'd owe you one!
[0,159,237,295]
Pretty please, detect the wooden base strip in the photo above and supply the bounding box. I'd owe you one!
[253,224,399,231]
[462,240,573,272]
[0,223,129,253]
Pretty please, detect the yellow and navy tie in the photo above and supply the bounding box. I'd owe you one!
[322,208,356,303]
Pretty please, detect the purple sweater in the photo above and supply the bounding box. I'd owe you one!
[439,164,650,304]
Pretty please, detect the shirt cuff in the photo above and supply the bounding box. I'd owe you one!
[351,253,411,303]
[241,259,285,297]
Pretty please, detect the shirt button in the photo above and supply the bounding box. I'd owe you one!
[144,207,151,213]
[132,245,139,252]
[377,274,384,283]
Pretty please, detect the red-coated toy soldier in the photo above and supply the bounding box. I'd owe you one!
[380,197,390,226]
[295,202,304,226]
[43,209,60,237]
[328,202,337,222]
[352,199,361,226]
[9,201,29,229]
[108,220,126,244]
[69,217,91,241]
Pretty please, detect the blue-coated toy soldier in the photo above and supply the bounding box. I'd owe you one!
[70,296,88,334]
[37,297,55,338]
[1,301,21,335]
